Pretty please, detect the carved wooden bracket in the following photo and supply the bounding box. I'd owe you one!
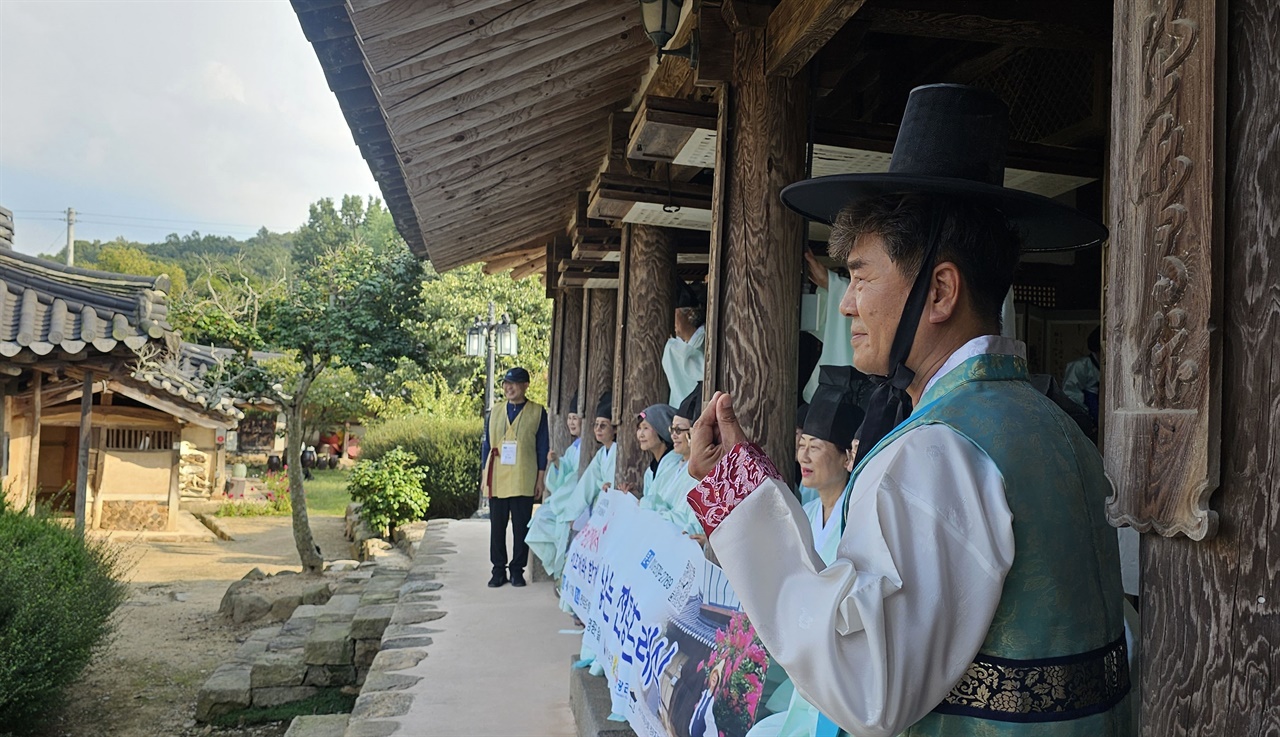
[1104,0,1223,540]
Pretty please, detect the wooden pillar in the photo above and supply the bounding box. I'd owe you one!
[549,289,585,454]
[614,224,677,490]
[705,18,809,471]
[26,371,42,514]
[167,446,181,531]
[74,371,92,533]
[1111,0,1278,732]
[577,288,617,472]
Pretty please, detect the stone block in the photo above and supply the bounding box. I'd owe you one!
[232,638,268,664]
[232,593,273,624]
[303,664,357,687]
[251,650,306,688]
[399,580,442,595]
[370,648,427,673]
[285,605,324,629]
[390,606,445,626]
[350,604,395,641]
[218,580,250,616]
[358,590,399,606]
[195,664,251,722]
[304,623,354,665]
[351,691,413,719]
[301,584,333,606]
[252,685,319,708]
[360,671,421,692]
[270,594,304,622]
[342,721,399,737]
[399,592,440,605]
[570,658,638,737]
[354,639,380,669]
[282,714,349,737]
[268,634,308,652]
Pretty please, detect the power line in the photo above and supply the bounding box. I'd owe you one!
[74,219,260,235]
[76,212,261,229]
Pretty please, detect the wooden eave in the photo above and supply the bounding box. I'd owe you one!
[293,0,657,271]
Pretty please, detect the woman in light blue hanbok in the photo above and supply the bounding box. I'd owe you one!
[749,367,864,737]
[526,396,582,578]
[650,386,705,537]
[633,402,684,513]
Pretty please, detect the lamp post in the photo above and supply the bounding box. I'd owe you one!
[465,302,519,511]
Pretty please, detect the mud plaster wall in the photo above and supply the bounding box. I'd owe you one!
[101,450,172,497]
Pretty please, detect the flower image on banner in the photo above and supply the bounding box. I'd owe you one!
[561,491,772,737]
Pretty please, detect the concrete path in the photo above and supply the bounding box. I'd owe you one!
[396,519,577,737]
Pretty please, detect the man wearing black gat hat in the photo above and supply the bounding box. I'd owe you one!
[686,85,1129,736]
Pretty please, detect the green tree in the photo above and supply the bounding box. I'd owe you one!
[251,204,423,573]
[414,263,552,408]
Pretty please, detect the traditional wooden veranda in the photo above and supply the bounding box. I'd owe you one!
[295,0,1279,732]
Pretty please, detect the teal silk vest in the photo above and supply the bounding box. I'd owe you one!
[842,352,1131,737]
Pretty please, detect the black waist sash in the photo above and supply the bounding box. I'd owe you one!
[932,635,1130,723]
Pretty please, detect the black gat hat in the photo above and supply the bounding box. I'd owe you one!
[780,84,1107,252]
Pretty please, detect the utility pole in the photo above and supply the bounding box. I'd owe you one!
[65,207,76,266]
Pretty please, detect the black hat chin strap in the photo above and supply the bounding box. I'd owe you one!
[852,209,947,467]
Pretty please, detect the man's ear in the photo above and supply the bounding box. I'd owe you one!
[928,262,962,324]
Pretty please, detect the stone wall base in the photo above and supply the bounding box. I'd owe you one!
[99,500,167,530]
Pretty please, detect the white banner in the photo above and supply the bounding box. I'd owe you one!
[561,491,773,737]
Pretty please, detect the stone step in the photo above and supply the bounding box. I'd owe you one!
[196,663,252,722]
[305,622,355,666]
[284,714,350,737]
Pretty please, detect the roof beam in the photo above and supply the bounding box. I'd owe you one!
[373,1,626,99]
[857,0,1111,50]
[482,246,547,274]
[348,0,515,44]
[387,56,648,146]
[766,0,870,77]
[383,33,648,128]
[400,72,638,162]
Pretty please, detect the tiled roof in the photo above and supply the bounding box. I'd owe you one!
[131,343,245,421]
[0,247,171,359]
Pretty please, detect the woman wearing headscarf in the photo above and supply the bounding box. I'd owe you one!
[747,366,865,737]
[633,403,683,510]
[527,395,584,578]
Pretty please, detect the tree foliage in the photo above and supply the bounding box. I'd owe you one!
[415,263,553,406]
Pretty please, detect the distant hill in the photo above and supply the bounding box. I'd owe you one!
[39,228,295,291]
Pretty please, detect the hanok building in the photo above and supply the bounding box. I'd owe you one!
[1,248,241,530]
[295,0,1278,732]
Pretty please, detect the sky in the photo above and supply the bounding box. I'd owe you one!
[0,0,379,256]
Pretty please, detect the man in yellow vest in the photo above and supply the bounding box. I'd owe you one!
[481,367,549,587]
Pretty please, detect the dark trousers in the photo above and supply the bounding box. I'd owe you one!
[490,495,535,576]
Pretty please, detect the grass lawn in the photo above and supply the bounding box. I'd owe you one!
[304,468,352,517]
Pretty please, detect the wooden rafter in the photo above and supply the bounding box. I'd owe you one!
[857,0,1112,51]
[766,0,870,78]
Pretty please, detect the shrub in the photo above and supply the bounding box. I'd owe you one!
[216,471,292,517]
[0,498,129,731]
[361,414,483,519]
[347,448,428,536]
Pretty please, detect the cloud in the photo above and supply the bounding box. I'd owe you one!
[0,0,378,254]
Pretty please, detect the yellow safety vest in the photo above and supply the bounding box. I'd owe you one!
[483,400,544,499]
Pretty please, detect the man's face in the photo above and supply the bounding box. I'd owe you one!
[503,380,528,402]
[838,233,914,377]
[671,417,692,457]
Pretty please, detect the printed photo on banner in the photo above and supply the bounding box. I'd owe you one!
[561,491,773,737]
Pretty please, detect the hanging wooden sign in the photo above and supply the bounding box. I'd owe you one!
[1104,0,1223,540]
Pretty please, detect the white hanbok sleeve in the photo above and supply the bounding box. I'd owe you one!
[700,426,1015,737]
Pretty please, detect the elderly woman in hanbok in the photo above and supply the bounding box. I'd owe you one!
[526,396,583,578]
[662,280,706,406]
[640,387,705,537]
[748,366,865,737]
[632,403,681,508]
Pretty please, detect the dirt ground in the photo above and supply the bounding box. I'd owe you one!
[28,514,353,737]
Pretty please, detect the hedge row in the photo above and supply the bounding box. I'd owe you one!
[360,414,483,520]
